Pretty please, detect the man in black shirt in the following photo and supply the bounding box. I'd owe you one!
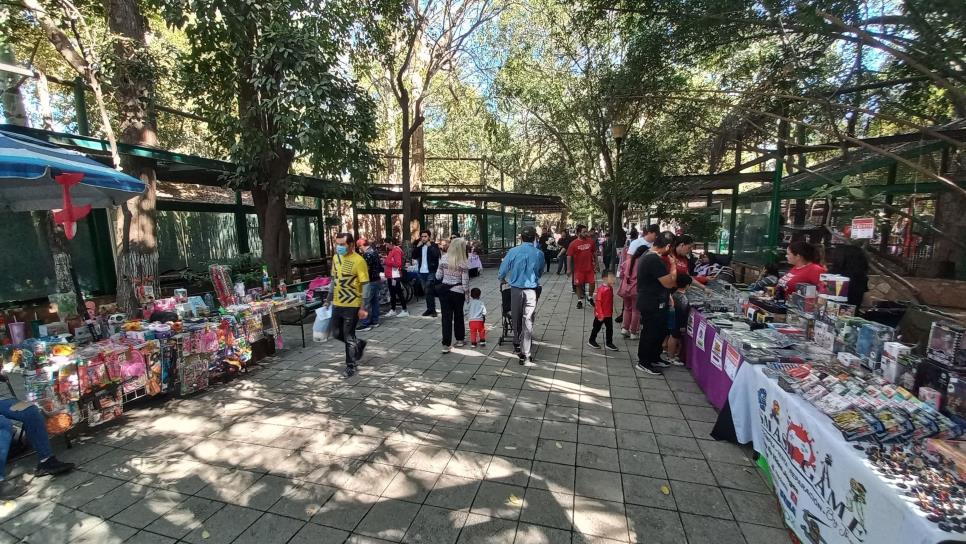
[636,232,678,375]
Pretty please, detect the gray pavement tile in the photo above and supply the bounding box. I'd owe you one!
[577,409,614,428]
[575,444,619,470]
[486,456,532,487]
[382,469,441,503]
[289,522,351,544]
[459,430,502,454]
[469,415,508,434]
[529,461,576,495]
[679,513,746,544]
[609,386,642,401]
[649,416,692,437]
[540,421,578,442]
[110,488,188,529]
[620,474,676,510]
[673,391,713,407]
[57,474,127,508]
[233,474,301,510]
[456,513,517,543]
[427,474,482,511]
[403,505,468,543]
[535,439,578,465]
[3,503,101,541]
[638,379,671,392]
[77,481,152,518]
[613,412,652,432]
[643,402,685,420]
[661,455,716,485]
[511,402,547,419]
[724,488,785,528]
[698,440,755,466]
[610,399,646,415]
[69,520,139,544]
[471,481,526,521]
[520,488,574,530]
[181,504,262,544]
[709,461,771,494]
[310,490,379,530]
[740,521,793,544]
[575,467,623,503]
[505,417,543,437]
[655,434,704,459]
[671,480,733,519]
[624,504,686,544]
[666,380,703,394]
[640,389,677,403]
[496,434,538,459]
[514,523,571,544]
[194,467,263,503]
[617,449,666,479]
[233,512,305,544]
[355,499,421,542]
[144,496,225,539]
[577,425,617,448]
[571,496,629,542]
[404,446,454,473]
[687,419,716,439]
[444,450,494,480]
[680,404,720,423]
[269,481,337,520]
[615,431,658,453]
[345,462,403,495]
[545,405,579,423]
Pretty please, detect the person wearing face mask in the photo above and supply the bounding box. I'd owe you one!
[326,232,370,378]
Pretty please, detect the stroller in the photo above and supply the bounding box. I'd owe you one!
[497,282,542,346]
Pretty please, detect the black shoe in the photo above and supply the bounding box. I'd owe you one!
[480,341,486,347]
[0,479,28,500]
[636,362,662,375]
[576,301,583,309]
[343,366,357,378]
[605,343,620,352]
[615,315,623,323]
[524,356,536,367]
[518,352,526,365]
[587,340,601,348]
[35,457,75,477]
[587,297,595,305]
[356,324,373,332]
[421,310,435,317]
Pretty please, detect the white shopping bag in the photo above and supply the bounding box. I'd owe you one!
[313,305,332,342]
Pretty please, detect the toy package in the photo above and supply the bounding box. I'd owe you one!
[927,321,966,368]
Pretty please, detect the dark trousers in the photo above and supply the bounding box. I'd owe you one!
[418,272,436,312]
[389,278,406,310]
[590,316,613,344]
[331,306,362,369]
[557,257,568,274]
[637,308,668,364]
[440,291,466,346]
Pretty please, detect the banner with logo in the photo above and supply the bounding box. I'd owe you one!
[729,364,948,544]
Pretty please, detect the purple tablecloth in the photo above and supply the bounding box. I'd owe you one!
[684,309,740,410]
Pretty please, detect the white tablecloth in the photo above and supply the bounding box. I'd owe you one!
[729,363,966,544]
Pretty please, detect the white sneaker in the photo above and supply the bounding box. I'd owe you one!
[385,310,397,318]
[398,310,410,317]
[441,346,452,353]
[630,333,640,340]
[621,328,630,337]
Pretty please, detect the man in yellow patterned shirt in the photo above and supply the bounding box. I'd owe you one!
[325,232,369,377]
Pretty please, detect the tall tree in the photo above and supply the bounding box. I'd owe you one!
[157,0,380,280]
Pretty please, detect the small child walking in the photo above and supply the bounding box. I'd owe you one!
[467,287,487,347]
[588,271,619,351]
[663,274,692,365]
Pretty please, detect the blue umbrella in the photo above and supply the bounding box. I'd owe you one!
[0,128,145,212]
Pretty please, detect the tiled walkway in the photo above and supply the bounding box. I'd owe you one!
[0,272,792,543]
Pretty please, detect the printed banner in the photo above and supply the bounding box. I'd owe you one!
[687,311,695,337]
[710,334,723,369]
[695,321,707,351]
[730,365,944,544]
[724,344,741,379]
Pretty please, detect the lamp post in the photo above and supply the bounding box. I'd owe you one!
[610,123,628,272]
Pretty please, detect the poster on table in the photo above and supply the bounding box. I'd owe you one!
[724,344,741,379]
[710,334,723,369]
[732,367,929,544]
[695,321,707,351]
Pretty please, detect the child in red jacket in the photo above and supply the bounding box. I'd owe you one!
[587,271,619,351]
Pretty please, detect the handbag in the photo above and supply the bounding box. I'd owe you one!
[433,281,455,297]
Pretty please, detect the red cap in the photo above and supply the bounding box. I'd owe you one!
[356,237,367,247]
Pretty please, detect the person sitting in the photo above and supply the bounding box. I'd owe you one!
[747,262,781,292]
[0,392,76,498]
[694,252,721,278]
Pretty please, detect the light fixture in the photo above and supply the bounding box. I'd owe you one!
[611,123,628,141]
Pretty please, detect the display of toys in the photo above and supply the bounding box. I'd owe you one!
[856,322,895,370]
[817,294,856,319]
[820,273,850,299]
[928,321,966,368]
[919,387,943,410]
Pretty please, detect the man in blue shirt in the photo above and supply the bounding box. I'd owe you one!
[499,226,545,366]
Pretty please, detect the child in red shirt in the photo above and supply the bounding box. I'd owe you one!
[587,271,619,351]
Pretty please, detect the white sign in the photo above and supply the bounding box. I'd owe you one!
[710,334,723,369]
[695,321,707,351]
[851,217,875,239]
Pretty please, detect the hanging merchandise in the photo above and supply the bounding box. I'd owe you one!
[209,265,235,308]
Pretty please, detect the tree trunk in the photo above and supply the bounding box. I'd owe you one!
[411,115,426,192]
[0,45,29,126]
[399,92,415,245]
[106,0,160,314]
[253,182,292,282]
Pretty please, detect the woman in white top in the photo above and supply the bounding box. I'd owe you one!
[436,237,471,352]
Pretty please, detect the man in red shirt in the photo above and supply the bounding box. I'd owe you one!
[567,225,598,309]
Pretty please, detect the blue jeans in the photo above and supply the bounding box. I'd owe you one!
[0,398,54,476]
[418,272,437,313]
[360,280,381,326]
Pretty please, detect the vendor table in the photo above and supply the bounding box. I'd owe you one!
[729,362,966,544]
[684,309,739,410]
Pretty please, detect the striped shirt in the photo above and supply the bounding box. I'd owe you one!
[436,254,470,294]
